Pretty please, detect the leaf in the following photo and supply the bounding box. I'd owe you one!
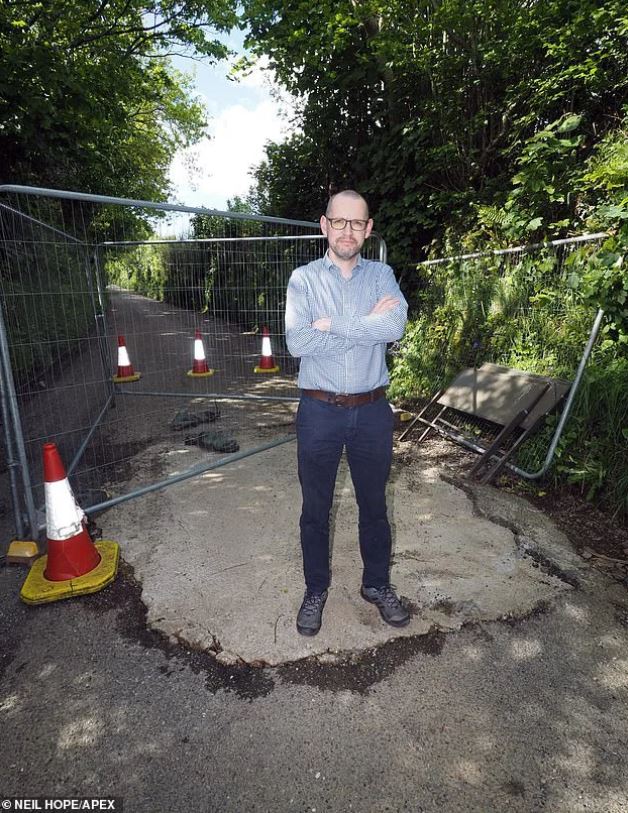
[598,204,628,220]
[556,114,582,133]
[526,217,543,231]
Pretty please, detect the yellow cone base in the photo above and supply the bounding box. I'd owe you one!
[187,369,215,378]
[113,372,141,383]
[399,411,413,422]
[7,540,40,566]
[254,365,280,374]
[20,541,120,605]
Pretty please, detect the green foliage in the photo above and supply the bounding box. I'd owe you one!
[553,357,628,516]
[581,122,628,199]
[103,203,322,338]
[190,211,320,332]
[389,249,593,396]
[388,242,627,519]
[3,0,625,517]
[0,0,238,387]
[249,135,330,220]
[0,0,237,197]
[242,0,628,270]
[476,114,586,240]
[565,230,628,347]
[239,0,628,518]
[0,241,96,378]
[105,244,170,302]
[105,237,221,313]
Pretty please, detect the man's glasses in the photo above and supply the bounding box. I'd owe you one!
[327,218,368,231]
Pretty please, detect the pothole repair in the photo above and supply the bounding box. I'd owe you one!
[81,559,559,695]
[100,441,578,667]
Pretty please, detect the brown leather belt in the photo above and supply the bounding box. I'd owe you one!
[301,386,386,408]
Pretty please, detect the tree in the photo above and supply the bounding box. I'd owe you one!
[241,0,628,266]
[248,134,330,220]
[0,0,237,200]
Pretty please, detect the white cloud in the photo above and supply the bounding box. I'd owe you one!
[169,98,293,210]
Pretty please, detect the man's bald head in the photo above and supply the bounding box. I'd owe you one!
[321,189,373,265]
[325,190,369,219]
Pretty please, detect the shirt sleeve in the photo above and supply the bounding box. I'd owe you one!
[329,265,408,345]
[285,269,356,357]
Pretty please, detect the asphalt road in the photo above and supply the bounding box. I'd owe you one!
[2,554,628,812]
[2,289,628,812]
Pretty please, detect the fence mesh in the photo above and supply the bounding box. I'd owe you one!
[0,187,385,539]
[393,237,604,475]
[0,186,606,540]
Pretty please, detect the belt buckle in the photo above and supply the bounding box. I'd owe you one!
[333,392,350,406]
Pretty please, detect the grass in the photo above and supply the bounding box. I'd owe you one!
[389,250,627,521]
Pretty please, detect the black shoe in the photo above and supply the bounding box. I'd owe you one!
[296,589,328,636]
[361,585,410,627]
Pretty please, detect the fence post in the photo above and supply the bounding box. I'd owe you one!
[0,301,38,540]
[91,248,116,399]
[0,346,25,539]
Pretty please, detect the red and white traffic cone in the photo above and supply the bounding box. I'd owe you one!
[19,443,120,605]
[254,326,280,373]
[113,335,141,383]
[187,329,214,378]
[42,443,101,581]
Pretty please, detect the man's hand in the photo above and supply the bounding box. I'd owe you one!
[312,317,331,332]
[369,295,400,315]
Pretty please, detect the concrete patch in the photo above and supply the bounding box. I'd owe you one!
[102,437,575,666]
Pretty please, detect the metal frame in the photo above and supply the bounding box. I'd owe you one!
[0,185,387,540]
[0,301,38,538]
[401,235,607,480]
[3,184,601,540]
[419,232,608,267]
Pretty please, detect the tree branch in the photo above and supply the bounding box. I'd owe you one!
[68,10,185,50]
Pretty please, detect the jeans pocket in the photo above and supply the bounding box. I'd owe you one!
[296,395,317,428]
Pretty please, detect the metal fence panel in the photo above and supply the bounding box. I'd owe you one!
[0,186,386,540]
[396,235,605,478]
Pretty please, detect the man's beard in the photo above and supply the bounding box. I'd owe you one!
[330,238,362,261]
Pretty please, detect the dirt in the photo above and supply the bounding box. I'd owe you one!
[512,483,628,590]
[515,485,627,556]
[79,558,277,700]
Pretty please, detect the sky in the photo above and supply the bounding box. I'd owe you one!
[168,30,295,212]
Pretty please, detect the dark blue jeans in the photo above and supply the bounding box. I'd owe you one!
[296,394,394,593]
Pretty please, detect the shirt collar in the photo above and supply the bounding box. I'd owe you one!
[323,250,366,275]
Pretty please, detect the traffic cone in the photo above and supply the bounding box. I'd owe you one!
[187,330,214,378]
[254,326,280,373]
[20,443,119,605]
[41,442,100,580]
[113,335,141,383]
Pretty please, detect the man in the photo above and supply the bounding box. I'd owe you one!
[285,189,409,636]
